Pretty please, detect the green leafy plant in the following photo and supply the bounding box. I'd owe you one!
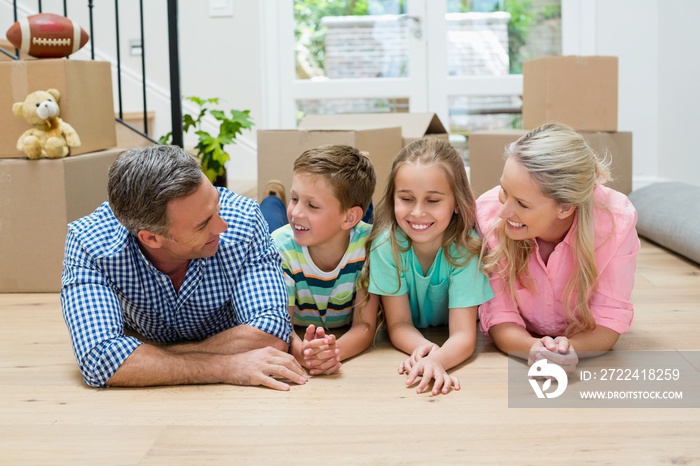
[159,96,254,184]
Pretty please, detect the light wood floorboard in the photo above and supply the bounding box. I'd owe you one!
[1,239,699,465]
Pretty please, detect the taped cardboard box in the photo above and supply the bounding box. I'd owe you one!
[298,113,449,147]
[257,127,402,204]
[468,129,632,197]
[0,149,121,292]
[523,56,618,132]
[0,59,116,158]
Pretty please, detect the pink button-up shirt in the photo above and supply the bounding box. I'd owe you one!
[477,185,640,337]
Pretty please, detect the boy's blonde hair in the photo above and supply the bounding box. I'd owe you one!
[293,145,376,214]
[481,122,612,336]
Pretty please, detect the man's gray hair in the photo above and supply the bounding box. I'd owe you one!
[108,145,203,236]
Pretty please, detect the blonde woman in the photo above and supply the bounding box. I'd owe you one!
[478,123,640,372]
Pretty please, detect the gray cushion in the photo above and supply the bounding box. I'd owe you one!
[628,182,700,264]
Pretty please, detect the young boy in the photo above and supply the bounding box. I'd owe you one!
[271,145,380,375]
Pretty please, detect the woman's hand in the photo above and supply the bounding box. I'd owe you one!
[528,336,579,373]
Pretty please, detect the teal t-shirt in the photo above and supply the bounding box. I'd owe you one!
[368,230,494,328]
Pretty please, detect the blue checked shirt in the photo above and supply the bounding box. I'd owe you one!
[60,188,291,387]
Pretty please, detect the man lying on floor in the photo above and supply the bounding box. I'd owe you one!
[60,145,307,390]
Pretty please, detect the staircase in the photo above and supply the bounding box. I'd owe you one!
[116,112,156,148]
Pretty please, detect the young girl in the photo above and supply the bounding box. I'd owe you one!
[364,138,494,396]
[478,123,639,372]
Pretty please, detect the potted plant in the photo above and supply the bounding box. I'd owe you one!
[159,96,254,186]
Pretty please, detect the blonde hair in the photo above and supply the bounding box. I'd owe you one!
[481,123,612,335]
[361,138,481,298]
[293,144,376,215]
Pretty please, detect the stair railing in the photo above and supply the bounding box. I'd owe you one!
[1,0,184,148]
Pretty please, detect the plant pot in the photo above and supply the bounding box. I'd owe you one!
[213,168,227,188]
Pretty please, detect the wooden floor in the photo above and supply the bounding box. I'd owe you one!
[1,239,699,465]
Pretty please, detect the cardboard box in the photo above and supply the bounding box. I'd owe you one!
[523,56,618,132]
[0,149,122,292]
[468,129,632,197]
[298,113,449,147]
[1,59,116,158]
[257,127,403,204]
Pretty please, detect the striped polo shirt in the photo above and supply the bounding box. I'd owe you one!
[272,221,371,329]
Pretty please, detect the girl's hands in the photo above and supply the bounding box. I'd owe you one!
[398,344,459,396]
[301,325,342,375]
[404,356,460,396]
[528,336,579,373]
[397,342,439,375]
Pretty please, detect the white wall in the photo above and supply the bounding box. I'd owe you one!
[595,0,700,188]
[177,2,263,180]
[657,0,700,186]
[3,0,699,187]
[594,0,660,189]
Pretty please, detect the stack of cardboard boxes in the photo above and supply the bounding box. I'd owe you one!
[0,59,119,292]
[469,56,632,197]
[257,113,448,204]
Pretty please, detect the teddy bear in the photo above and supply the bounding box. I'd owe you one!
[12,88,81,159]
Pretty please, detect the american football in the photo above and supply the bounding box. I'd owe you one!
[5,13,89,58]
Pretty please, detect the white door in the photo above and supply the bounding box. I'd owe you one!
[262,0,430,129]
[261,0,590,148]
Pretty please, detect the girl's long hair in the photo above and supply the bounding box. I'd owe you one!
[481,123,612,336]
[360,138,481,297]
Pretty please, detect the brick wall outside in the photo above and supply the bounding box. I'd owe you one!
[320,12,510,79]
[299,11,559,138]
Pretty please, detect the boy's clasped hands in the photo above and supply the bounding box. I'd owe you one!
[299,325,342,376]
